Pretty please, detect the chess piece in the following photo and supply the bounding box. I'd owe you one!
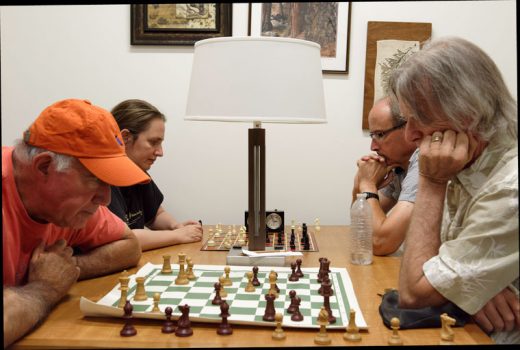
[120,300,137,336]
[218,276,228,298]
[263,293,276,322]
[343,309,361,342]
[252,266,260,286]
[245,271,256,292]
[287,290,297,314]
[321,278,336,324]
[119,270,130,290]
[317,257,326,283]
[175,253,189,285]
[118,286,129,308]
[186,258,196,280]
[388,317,403,345]
[206,236,216,247]
[314,307,331,345]
[133,276,148,301]
[175,304,193,337]
[271,313,286,340]
[289,262,299,281]
[440,313,456,345]
[295,258,304,278]
[152,292,161,312]
[161,255,173,274]
[268,271,279,298]
[291,219,296,230]
[314,218,321,231]
[117,270,130,308]
[290,297,303,321]
[222,266,232,286]
[161,306,175,333]
[217,301,233,335]
[212,282,223,305]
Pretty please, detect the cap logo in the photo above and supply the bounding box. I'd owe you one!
[115,135,123,146]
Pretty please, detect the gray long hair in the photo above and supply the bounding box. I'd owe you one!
[388,36,517,141]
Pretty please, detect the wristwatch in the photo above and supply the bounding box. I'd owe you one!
[363,192,380,200]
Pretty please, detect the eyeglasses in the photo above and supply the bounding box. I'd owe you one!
[369,121,407,141]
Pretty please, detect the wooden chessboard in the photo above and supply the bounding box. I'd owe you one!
[80,262,367,329]
[200,229,319,252]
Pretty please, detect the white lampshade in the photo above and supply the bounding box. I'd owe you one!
[185,36,327,124]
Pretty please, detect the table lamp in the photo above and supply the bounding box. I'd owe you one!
[185,36,326,251]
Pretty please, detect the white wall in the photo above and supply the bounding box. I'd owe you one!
[1,2,517,225]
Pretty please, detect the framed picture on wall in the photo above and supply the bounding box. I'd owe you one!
[131,4,232,45]
[361,21,432,129]
[248,2,351,74]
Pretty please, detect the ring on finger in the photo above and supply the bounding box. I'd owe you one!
[432,135,443,142]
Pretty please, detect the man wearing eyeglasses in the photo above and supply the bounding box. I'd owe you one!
[351,96,418,256]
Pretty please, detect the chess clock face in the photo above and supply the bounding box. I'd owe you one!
[266,212,283,231]
[245,210,285,233]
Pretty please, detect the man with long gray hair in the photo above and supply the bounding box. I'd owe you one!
[389,36,519,343]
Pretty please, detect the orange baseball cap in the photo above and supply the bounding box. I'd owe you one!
[23,99,150,186]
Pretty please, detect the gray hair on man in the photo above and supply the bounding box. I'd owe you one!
[14,140,75,172]
[388,36,517,141]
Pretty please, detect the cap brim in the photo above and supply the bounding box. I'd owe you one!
[78,156,150,187]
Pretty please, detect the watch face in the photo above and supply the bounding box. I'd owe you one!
[266,213,283,230]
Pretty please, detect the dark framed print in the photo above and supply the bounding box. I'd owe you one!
[248,2,351,74]
[131,4,232,46]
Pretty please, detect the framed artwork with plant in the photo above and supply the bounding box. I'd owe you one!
[362,21,432,129]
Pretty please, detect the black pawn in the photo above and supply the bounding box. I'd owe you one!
[217,300,233,335]
[290,297,303,321]
[263,293,276,322]
[277,232,283,245]
[161,306,175,333]
[212,282,223,305]
[289,262,299,281]
[295,258,304,278]
[252,266,261,287]
[120,300,137,336]
[175,304,193,337]
[287,290,297,314]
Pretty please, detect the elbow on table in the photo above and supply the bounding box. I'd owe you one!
[397,288,424,309]
[372,234,399,256]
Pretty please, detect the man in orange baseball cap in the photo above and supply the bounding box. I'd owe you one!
[3,99,149,347]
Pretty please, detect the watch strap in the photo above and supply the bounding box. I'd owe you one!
[363,191,380,200]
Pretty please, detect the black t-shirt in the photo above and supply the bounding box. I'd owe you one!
[108,180,164,229]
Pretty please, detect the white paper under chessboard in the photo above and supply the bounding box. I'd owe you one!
[80,262,367,329]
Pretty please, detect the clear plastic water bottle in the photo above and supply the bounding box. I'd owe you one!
[349,193,373,265]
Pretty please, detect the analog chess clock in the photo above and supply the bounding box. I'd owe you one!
[244,210,285,233]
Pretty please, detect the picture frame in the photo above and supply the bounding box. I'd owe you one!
[362,21,432,129]
[248,2,351,74]
[131,4,232,46]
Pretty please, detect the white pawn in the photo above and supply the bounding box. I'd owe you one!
[314,218,321,231]
[272,313,286,340]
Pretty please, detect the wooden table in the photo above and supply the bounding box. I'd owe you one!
[11,226,493,348]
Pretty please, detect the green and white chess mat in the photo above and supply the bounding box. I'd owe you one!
[80,262,367,329]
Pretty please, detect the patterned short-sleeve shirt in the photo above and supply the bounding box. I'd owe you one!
[422,135,519,343]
